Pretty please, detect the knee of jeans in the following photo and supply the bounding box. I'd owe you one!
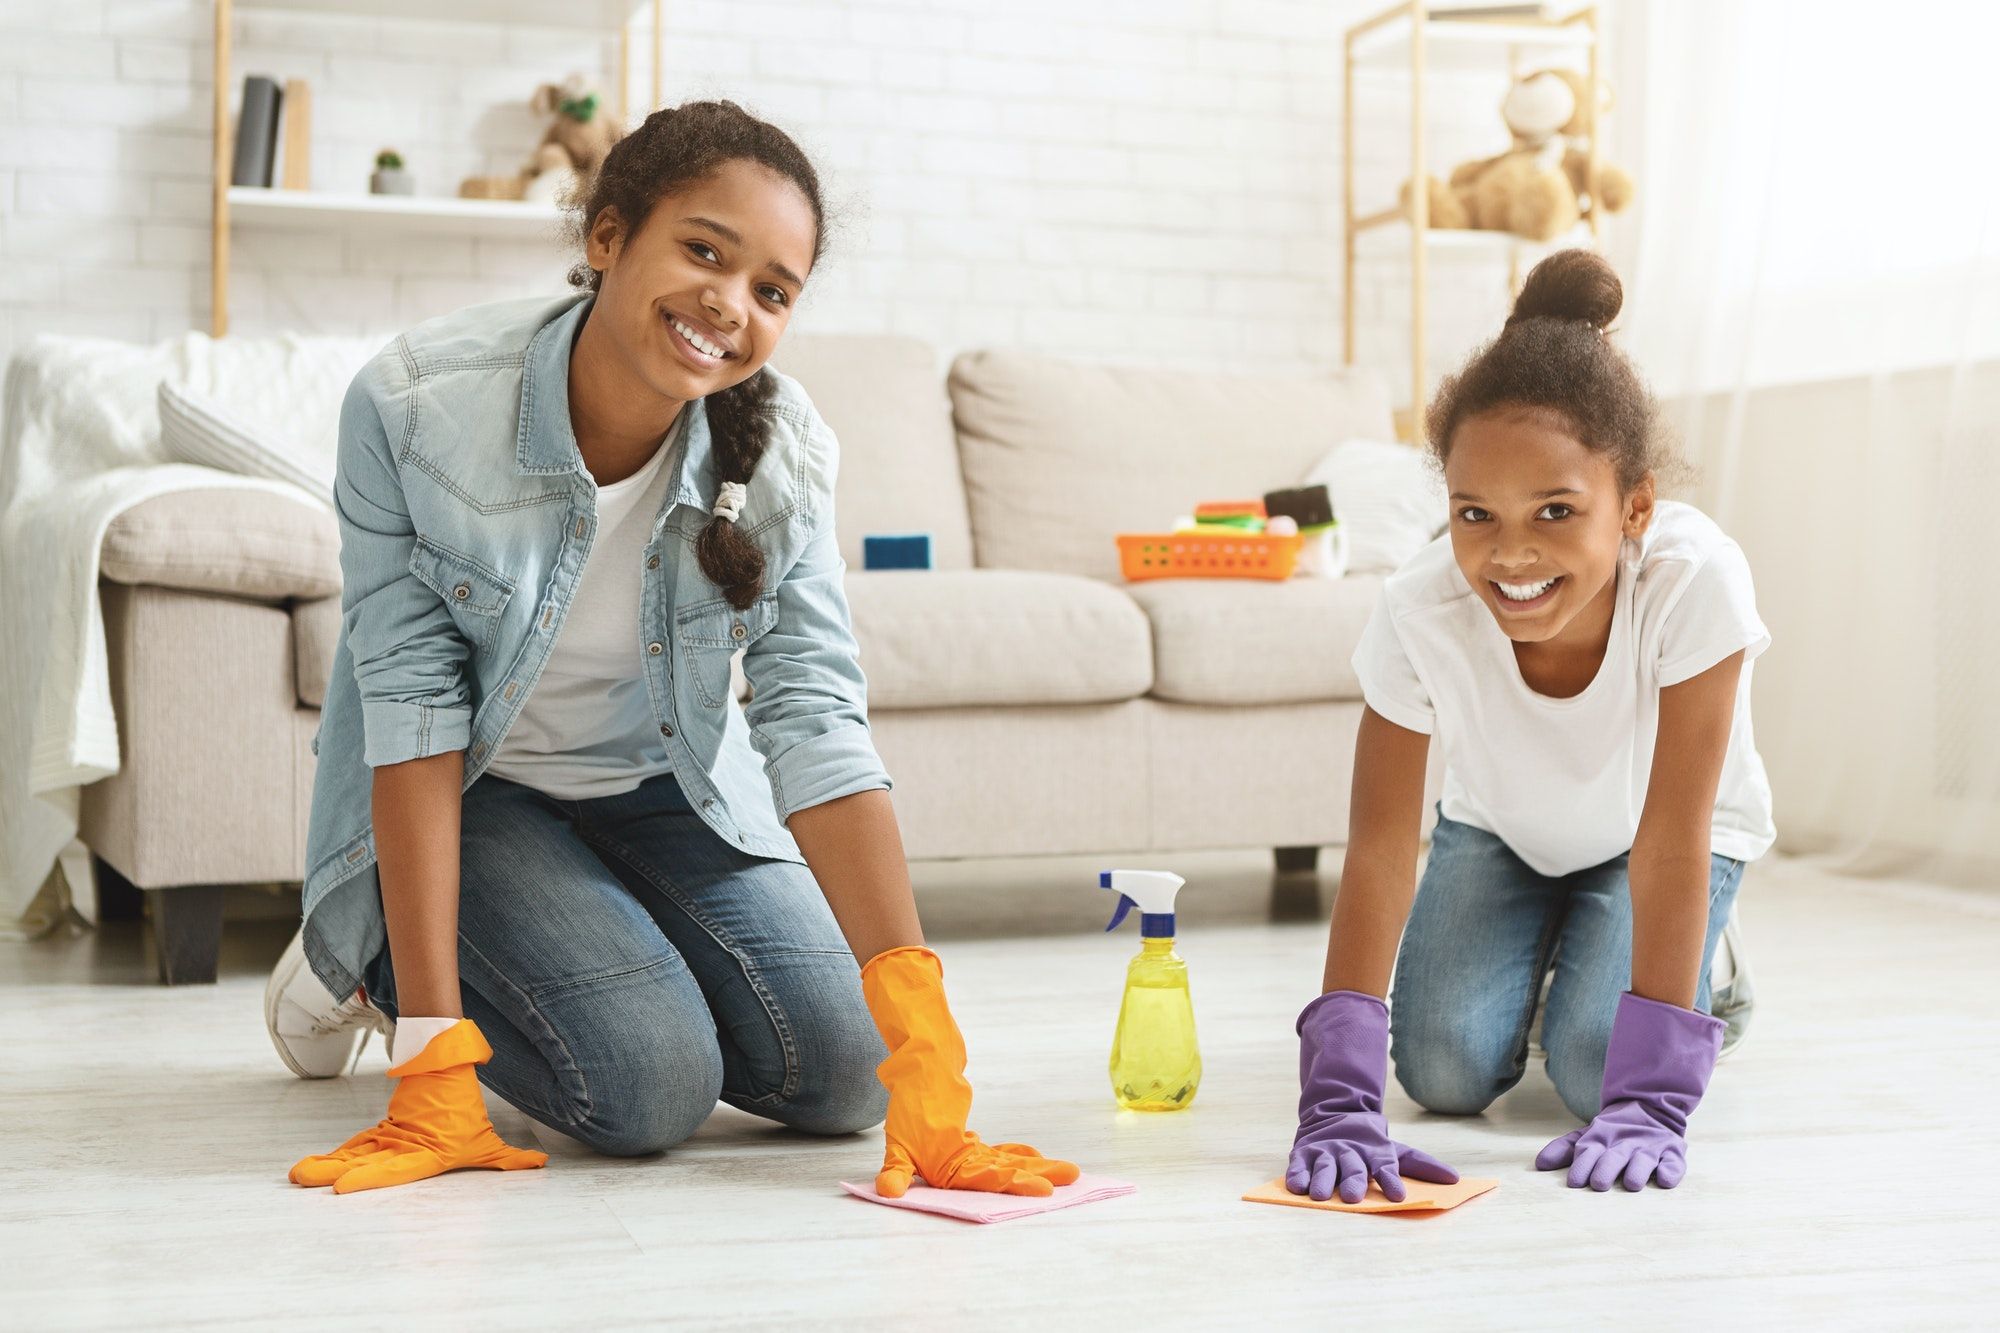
[1391,1021,1518,1117]
[770,1013,889,1137]
[1543,1026,1609,1122]
[570,1033,725,1158]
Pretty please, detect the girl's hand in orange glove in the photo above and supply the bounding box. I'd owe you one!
[860,946,1080,1198]
[288,1018,547,1194]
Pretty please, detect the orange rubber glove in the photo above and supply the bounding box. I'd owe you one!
[288,1018,547,1194]
[860,945,1080,1198]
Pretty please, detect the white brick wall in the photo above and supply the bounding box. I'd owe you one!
[0,0,1611,410]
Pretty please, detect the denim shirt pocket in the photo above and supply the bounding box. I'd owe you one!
[408,535,516,652]
[675,592,778,709]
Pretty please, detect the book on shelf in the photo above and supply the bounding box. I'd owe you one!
[279,79,311,190]
[229,75,281,188]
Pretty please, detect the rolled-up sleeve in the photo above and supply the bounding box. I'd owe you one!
[739,416,892,821]
[335,356,473,767]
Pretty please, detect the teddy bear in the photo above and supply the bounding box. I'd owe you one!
[459,74,624,205]
[1401,68,1634,243]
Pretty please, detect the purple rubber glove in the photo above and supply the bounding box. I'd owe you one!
[1537,991,1725,1192]
[1286,990,1460,1203]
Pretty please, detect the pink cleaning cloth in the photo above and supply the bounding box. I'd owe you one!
[840,1174,1137,1224]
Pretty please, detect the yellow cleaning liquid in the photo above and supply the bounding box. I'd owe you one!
[1109,937,1201,1111]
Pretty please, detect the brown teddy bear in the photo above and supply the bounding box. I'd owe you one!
[460,74,625,204]
[1402,68,1633,243]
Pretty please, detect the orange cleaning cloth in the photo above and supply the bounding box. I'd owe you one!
[1242,1176,1498,1214]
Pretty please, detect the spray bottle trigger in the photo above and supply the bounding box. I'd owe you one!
[1105,894,1137,932]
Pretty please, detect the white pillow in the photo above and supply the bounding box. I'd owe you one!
[157,380,334,510]
[1305,439,1446,575]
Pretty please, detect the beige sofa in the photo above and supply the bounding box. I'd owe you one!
[81,335,1400,982]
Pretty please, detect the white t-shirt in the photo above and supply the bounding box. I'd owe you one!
[484,431,680,800]
[1352,500,1775,877]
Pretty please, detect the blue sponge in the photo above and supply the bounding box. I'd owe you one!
[863,533,932,571]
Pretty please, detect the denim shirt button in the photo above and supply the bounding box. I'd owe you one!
[730,623,747,641]
[646,555,660,570]
[647,641,663,655]
[453,583,470,600]
[659,723,673,738]
[701,799,716,811]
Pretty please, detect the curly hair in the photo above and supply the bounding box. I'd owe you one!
[1424,248,1680,493]
[566,100,825,610]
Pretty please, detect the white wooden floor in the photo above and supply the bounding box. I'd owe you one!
[4,850,1996,1330]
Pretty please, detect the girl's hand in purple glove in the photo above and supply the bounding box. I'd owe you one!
[1287,990,1459,1204]
[1537,991,1725,1192]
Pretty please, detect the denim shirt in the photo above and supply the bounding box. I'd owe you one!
[300,291,889,998]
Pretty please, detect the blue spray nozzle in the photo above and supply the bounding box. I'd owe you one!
[1100,869,1185,936]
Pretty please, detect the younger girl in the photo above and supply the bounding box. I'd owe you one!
[1283,250,1772,1198]
[268,101,1075,1199]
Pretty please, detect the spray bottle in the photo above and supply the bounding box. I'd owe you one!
[1101,869,1201,1111]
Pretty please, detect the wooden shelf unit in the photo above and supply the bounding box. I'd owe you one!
[1342,2,1605,438]
[209,0,663,336]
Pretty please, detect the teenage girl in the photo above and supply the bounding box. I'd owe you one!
[1284,249,1772,1199]
[267,101,1076,1199]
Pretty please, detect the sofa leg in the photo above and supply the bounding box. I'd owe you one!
[150,885,224,985]
[1269,846,1323,922]
[93,853,144,922]
[1273,845,1320,875]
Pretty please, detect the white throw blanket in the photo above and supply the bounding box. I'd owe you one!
[1,331,379,927]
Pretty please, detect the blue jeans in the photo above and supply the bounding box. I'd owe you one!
[362,772,887,1156]
[1389,812,1745,1122]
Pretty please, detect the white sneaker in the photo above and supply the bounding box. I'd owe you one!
[265,927,389,1079]
[1710,908,1756,1062]
[1527,917,1754,1064]
[1528,967,1552,1061]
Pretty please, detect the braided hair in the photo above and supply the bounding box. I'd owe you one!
[1424,248,1681,493]
[567,100,825,609]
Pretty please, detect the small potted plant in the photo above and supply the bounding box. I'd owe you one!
[370,149,413,196]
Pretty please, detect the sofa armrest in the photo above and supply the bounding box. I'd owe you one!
[99,487,340,603]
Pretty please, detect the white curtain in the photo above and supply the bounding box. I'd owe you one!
[1606,0,2000,885]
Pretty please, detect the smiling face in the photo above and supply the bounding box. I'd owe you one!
[583,157,818,406]
[1444,407,1654,646]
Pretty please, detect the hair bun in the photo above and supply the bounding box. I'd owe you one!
[1506,248,1622,333]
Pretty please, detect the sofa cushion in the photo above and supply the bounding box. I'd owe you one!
[1123,575,1383,705]
[158,379,334,507]
[100,487,341,602]
[773,335,973,572]
[845,570,1151,710]
[167,330,385,459]
[949,350,1393,580]
[1306,439,1446,574]
[293,593,342,707]
[296,570,1154,714]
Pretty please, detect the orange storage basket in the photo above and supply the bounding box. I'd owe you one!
[1116,531,1304,581]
